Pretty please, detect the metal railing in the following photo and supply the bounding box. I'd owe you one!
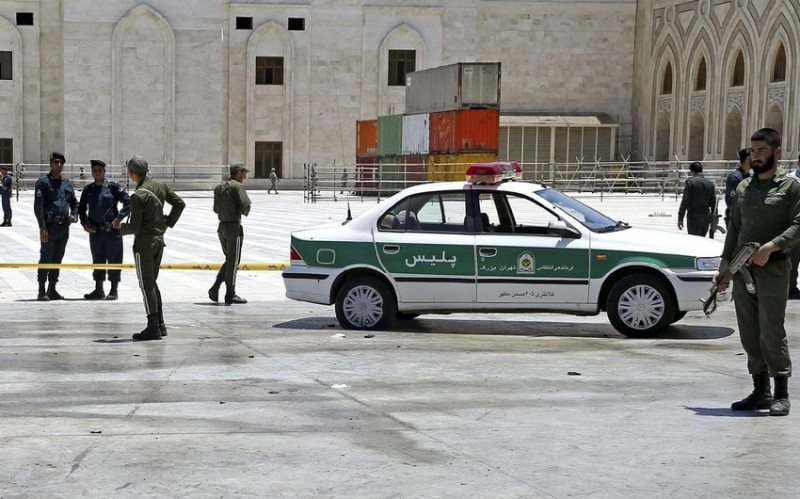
[299,158,798,202]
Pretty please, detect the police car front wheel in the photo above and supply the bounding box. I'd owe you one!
[335,276,397,330]
[606,273,676,337]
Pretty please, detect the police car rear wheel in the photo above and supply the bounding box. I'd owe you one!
[606,274,675,337]
[335,276,396,330]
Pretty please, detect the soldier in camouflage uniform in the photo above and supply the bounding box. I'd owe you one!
[715,128,800,416]
[120,156,185,341]
[209,162,251,305]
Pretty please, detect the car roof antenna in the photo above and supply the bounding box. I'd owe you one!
[345,202,352,222]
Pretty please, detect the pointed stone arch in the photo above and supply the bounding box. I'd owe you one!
[765,104,784,138]
[112,4,175,166]
[377,23,427,115]
[0,16,23,163]
[724,108,743,160]
[688,111,705,161]
[655,113,671,161]
[246,21,294,177]
[759,11,797,150]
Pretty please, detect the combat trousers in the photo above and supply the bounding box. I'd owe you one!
[732,259,792,377]
[686,213,710,237]
[89,230,124,283]
[1,192,10,222]
[133,235,164,317]
[38,223,70,283]
[215,221,243,291]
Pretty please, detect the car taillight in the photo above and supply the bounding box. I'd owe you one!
[289,246,302,261]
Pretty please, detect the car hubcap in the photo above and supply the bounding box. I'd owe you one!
[617,284,664,330]
[343,285,384,327]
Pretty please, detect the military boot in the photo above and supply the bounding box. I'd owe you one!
[132,314,162,341]
[84,281,105,300]
[731,373,773,411]
[208,275,223,303]
[37,281,49,301]
[157,309,168,337]
[46,281,64,300]
[105,281,118,301]
[770,376,791,416]
[225,288,247,305]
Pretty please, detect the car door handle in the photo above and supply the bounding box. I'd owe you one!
[479,248,497,257]
[382,245,400,254]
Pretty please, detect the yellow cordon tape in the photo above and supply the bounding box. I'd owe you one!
[0,262,290,271]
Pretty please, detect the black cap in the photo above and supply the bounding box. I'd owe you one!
[50,152,65,163]
[90,159,107,169]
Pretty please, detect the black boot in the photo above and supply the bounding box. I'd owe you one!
[157,309,167,337]
[46,281,64,300]
[132,314,162,341]
[225,288,247,305]
[84,281,105,300]
[106,281,118,301]
[208,276,223,303]
[731,373,773,411]
[37,281,49,301]
[770,376,791,416]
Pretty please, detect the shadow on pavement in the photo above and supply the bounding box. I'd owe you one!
[684,406,769,418]
[275,317,734,340]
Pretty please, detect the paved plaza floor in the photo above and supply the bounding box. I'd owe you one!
[1,188,799,498]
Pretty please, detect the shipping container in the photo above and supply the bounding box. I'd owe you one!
[380,155,404,195]
[405,62,501,115]
[404,154,429,185]
[429,109,500,154]
[356,119,378,156]
[377,114,403,157]
[355,155,379,195]
[401,114,430,155]
[428,152,498,182]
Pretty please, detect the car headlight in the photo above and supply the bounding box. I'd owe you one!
[695,257,721,271]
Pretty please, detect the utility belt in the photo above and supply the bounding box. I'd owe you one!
[46,214,71,225]
[92,222,116,232]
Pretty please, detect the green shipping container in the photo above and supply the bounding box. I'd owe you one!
[378,114,403,157]
[379,155,404,195]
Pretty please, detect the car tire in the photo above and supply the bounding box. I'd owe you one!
[669,310,687,325]
[606,273,676,337]
[335,276,396,330]
[396,312,420,321]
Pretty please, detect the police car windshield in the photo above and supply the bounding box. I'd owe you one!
[536,188,623,232]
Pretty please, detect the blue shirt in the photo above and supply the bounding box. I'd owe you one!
[34,173,78,228]
[79,181,132,226]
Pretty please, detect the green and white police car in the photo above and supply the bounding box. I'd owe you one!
[283,163,722,337]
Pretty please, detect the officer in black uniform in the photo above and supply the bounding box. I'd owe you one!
[0,165,12,226]
[78,159,132,300]
[120,156,185,341]
[34,152,78,301]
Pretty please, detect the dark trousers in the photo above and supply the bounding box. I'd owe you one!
[1,192,10,221]
[216,222,243,291]
[89,230,124,282]
[38,223,70,283]
[686,213,710,237]
[133,235,164,316]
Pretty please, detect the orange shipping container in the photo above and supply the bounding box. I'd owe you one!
[429,109,500,154]
[356,119,378,156]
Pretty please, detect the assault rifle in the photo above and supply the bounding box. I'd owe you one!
[701,242,760,315]
[709,195,726,239]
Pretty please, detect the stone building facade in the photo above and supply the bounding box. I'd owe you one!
[0,0,794,181]
[633,0,799,161]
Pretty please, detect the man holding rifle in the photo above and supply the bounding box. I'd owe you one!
[714,128,800,416]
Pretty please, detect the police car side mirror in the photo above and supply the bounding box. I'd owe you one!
[548,220,580,238]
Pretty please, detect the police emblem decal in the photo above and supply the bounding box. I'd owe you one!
[517,252,535,274]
